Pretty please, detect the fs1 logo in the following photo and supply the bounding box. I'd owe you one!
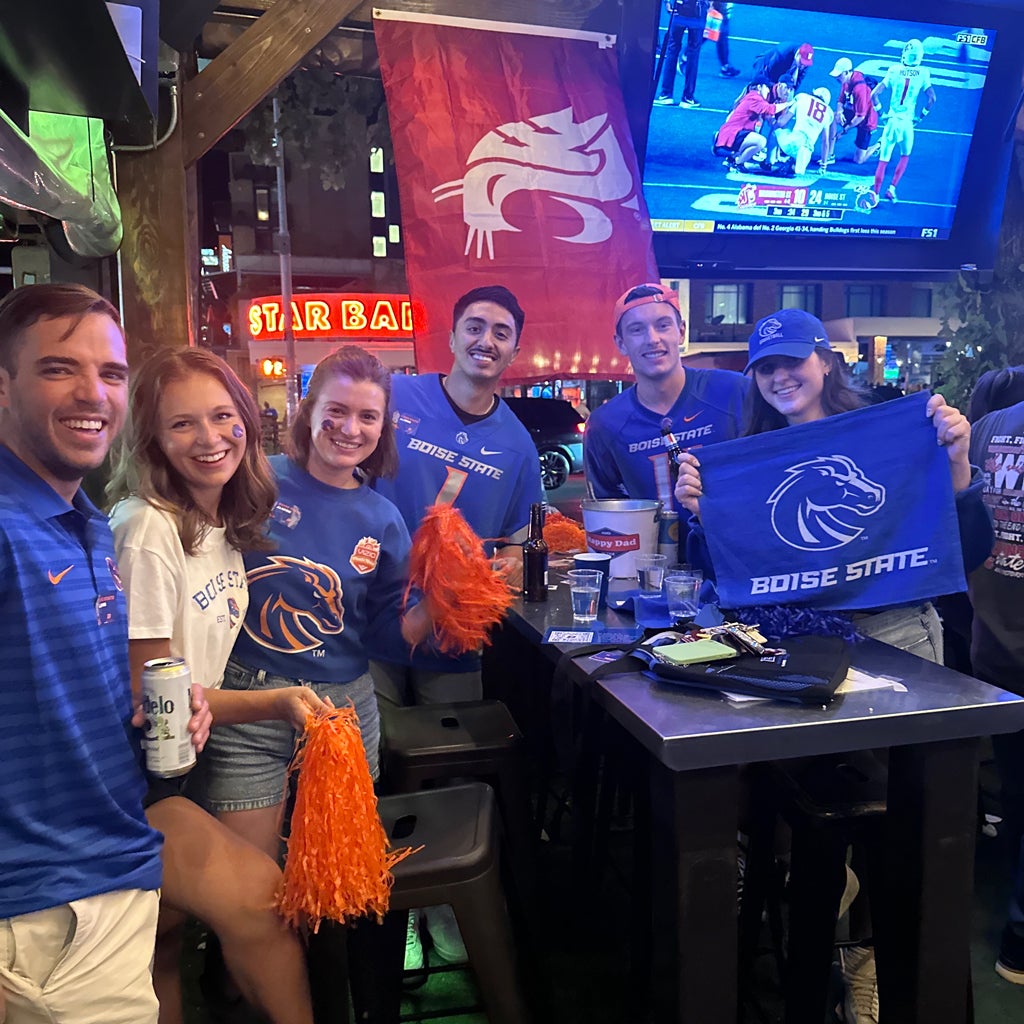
[767,455,886,552]
[432,106,639,260]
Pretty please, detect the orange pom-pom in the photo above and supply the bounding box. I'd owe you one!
[543,510,586,553]
[276,705,417,932]
[407,504,515,655]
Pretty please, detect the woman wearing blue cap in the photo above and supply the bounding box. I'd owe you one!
[675,310,991,1019]
[674,306,989,658]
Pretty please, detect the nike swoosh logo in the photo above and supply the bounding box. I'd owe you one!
[48,565,74,585]
[480,447,502,456]
[682,413,701,423]
[814,336,827,342]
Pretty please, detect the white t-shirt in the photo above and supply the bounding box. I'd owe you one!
[110,497,249,688]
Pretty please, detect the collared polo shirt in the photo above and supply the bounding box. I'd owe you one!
[0,445,162,918]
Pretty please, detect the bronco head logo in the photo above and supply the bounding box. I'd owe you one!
[432,106,639,260]
[767,455,886,551]
[244,556,344,654]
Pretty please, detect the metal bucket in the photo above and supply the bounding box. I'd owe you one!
[580,498,661,578]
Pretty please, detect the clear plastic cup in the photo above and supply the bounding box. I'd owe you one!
[567,569,603,623]
[665,573,701,620]
[635,553,668,591]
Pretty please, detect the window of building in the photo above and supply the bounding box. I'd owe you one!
[778,283,821,317]
[911,285,934,318]
[372,236,387,258]
[254,187,271,224]
[388,224,401,244]
[705,283,751,324]
[370,191,386,219]
[844,284,886,317]
[369,147,385,174]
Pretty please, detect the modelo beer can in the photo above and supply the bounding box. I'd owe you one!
[658,508,680,560]
[141,657,196,778]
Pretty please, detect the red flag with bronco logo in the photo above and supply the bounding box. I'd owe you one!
[374,10,658,382]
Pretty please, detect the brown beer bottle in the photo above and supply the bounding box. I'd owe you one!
[522,503,548,602]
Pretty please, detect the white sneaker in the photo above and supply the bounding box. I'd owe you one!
[424,904,468,965]
[839,945,879,1024]
[404,912,424,972]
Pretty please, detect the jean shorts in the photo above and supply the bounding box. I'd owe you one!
[852,601,943,665]
[198,659,381,813]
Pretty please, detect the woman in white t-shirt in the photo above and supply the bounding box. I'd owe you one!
[108,349,320,1024]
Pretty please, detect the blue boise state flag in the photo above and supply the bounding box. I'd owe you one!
[698,392,966,611]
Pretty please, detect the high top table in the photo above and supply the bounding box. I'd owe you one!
[505,585,1024,1024]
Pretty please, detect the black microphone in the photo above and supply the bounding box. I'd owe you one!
[661,417,685,475]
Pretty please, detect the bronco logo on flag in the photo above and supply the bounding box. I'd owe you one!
[373,10,658,381]
[697,393,967,610]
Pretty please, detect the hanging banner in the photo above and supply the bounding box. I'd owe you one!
[374,10,658,382]
[698,393,967,610]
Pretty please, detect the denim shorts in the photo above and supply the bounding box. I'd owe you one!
[198,659,381,813]
[852,601,943,665]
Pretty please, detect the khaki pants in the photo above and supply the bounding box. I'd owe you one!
[0,888,159,1024]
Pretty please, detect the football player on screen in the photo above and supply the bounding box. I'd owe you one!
[862,39,937,208]
[770,86,835,176]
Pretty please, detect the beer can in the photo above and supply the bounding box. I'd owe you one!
[658,509,680,560]
[141,657,196,778]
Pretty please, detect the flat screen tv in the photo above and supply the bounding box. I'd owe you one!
[619,0,1024,278]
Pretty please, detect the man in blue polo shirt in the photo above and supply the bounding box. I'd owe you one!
[0,283,191,1022]
[585,283,749,527]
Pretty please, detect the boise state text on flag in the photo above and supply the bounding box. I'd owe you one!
[373,10,658,382]
[698,393,966,611]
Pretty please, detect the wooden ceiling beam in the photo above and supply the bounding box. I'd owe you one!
[181,0,363,167]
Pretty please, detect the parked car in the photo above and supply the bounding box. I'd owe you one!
[504,397,585,491]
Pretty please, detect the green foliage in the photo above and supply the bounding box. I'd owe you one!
[242,71,392,191]
[932,151,1024,410]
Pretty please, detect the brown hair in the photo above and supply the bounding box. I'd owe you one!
[743,348,868,435]
[288,345,399,480]
[106,348,276,555]
[0,282,122,375]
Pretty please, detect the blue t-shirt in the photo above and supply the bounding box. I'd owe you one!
[231,455,411,682]
[373,374,544,672]
[0,446,162,918]
[584,367,749,512]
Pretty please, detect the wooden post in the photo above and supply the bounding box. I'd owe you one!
[116,122,200,357]
[117,0,363,353]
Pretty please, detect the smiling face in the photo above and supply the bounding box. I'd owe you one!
[614,301,685,384]
[753,351,829,425]
[0,311,128,500]
[156,372,246,517]
[306,374,386,488]
[449,300,520,385]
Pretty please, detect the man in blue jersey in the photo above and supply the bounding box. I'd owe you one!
[585,282,749,525]
[373,285,544,708]
[0,284,207,1022]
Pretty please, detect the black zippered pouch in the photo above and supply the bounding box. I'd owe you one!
[641,634,850,705]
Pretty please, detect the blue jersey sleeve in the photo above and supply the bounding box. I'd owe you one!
[501,454,544,541]
[584,411,626,499]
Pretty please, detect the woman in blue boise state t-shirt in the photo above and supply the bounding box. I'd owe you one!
[202,346,431,865]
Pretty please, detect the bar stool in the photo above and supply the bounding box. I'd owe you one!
[741,753,887,1023]
[380,699,537,897]
[374,782,532,1024]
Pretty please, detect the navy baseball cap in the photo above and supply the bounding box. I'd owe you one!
[745,309,832,372]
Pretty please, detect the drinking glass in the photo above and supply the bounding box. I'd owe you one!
[567,570,602,624]
[665,573,701,620]
[635,553,668,591]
